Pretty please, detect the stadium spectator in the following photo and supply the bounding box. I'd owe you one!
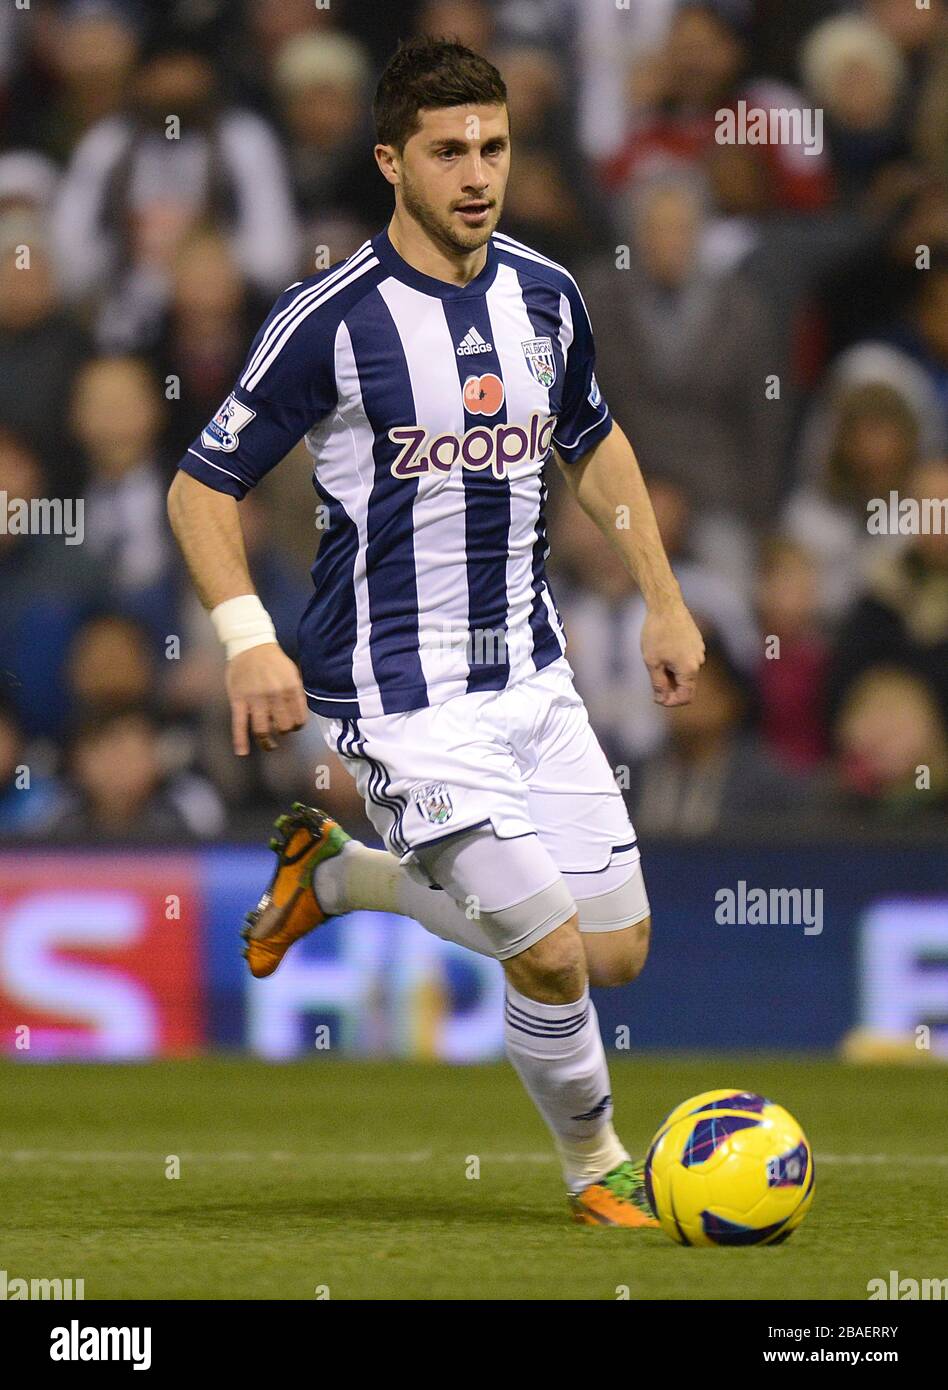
[885,248,948,440]
[0,209,90,496]
[63,610,233,837]
[231,0,339,110]
[48,704,223,841]
[866,0,947,97]
[566,0,677,162]
[153,229,268,457]
[623,633,810,836]
[827,456,948,729]
[816,169,948,356]
[51,40,299,348]
[553,478,757,764]
[0,696,66,836]
[0,150,59,216]
[0,431,104,741]
[65,613,156,717]
[582,163,784,538]
[271,31,373,222]
[800,14,910,202]
[755,537,830,771]
[17,0,143,160]
[487,41,609,263]
[785,361,934,617]
[235,0,395,232]
[601,0,832,213]
[70,355,178,645]
[904,7,948,183]
[829,665,948,824]
[417,0,493,51]
[700,136,901,408]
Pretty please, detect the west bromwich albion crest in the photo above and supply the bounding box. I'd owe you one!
[412,781,454,826]
[201,394,256,452]
[521,337,557,389]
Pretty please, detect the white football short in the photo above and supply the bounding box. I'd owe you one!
[315,655,649,958]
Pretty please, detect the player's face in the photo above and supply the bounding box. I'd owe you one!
[396,104,509,255]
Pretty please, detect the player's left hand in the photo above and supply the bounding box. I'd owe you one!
[640,600,705,707]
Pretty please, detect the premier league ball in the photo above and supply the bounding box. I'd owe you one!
[644,1089,815,1246]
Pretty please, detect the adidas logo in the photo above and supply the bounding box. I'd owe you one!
[456,326,492,356]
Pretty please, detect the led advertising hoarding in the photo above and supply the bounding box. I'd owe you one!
[0,846,945,1060]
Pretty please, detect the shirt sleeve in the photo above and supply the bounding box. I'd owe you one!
[176,283,338,500]
[551,281,613,465]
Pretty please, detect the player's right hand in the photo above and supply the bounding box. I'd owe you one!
[225,643,309,756]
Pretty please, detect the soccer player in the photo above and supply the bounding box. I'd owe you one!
[167,38,705,1226]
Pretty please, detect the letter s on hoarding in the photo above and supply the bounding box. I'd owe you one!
[0,892,158,1056]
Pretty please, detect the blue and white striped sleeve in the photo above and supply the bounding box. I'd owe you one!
[551,282,613,465]
[177,282,338,500]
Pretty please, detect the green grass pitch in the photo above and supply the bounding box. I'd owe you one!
[1,1056,944,1300]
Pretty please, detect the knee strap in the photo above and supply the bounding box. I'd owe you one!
[574,870,650,933]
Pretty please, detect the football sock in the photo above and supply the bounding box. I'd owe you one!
[503,981,629,1191]
[313,840,494,956]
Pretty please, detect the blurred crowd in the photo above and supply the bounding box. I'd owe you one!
[0,0,946,843]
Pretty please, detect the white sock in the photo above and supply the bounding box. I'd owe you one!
[313,841,494,956]
[503,981,628,1192]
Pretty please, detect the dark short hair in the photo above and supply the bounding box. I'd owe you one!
[374,36,507,151]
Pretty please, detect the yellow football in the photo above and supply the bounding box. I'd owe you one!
[644,1089,815,1246]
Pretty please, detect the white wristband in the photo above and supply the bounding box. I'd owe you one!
[210,594,277,661]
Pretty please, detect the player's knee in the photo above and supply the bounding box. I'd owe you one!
[505,913,586,1003]
[587,914,651,988]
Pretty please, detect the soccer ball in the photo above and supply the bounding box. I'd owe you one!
[643,1089,815,1247]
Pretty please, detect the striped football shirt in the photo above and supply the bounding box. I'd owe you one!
[178,226,613,717]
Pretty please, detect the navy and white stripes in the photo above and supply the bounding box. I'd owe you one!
[336,717,410,857]
[179,225,612,720]
[504,992,590,1040]
[240,243,378,393]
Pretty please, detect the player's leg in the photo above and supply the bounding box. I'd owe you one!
[584,917,651,987]
[406,822,656,1227]
[241,729,560,974]
[566,857,652,988]
[244,801,651,984]
[500,925,657,1226]
[239,693,656,1223]
[500,911,631,1191]
[518,657,653,988]
[242,797,656,1224]
[241,799,504,975]
[482,659,663,1223]
[241,699,536,975]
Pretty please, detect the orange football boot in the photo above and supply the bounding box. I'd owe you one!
[240,803,350,978]
[569,1159,661,1228]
